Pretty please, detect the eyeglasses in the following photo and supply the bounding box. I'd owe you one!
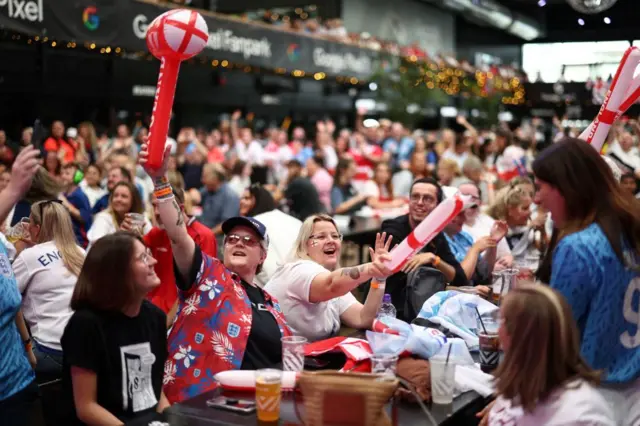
[410,193,437,204]
[36,199,63,223]
[309,233,343,242]
[137,248,154,265]
[225,234,261,248]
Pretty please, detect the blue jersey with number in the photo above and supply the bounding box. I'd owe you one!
[0,242,34,400]
[551,223,640,383]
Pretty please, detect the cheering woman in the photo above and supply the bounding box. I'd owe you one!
[533,138,640,425]
[139,141,291,404]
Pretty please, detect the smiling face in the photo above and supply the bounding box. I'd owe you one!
[111,185,133,216]
[409,182,439,226]
[131,239,160,294]
[223,225,266,278]
[507,194,532,227]
[534,178,567,227]
[85,165,101,187]
[305,220,342,271]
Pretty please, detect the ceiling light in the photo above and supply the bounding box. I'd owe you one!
[604,16,611,24]
[538,0,546,6]
[578,18,585,25]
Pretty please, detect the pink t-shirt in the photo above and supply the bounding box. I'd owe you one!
[311,168,334,212]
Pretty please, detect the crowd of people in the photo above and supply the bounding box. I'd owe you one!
[0,105,638,426]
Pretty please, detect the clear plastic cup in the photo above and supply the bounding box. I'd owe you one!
[255,369,282,422]
[127,213,145,235]
[430,357,456,404]
[476,317,501,373]
[281,336,307,372]
[370,353,398,376]
[491,268,518,305]
[5,218,30,243]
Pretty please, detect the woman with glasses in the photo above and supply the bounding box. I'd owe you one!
[479,284,615,426]
[61,232,168,425]
[265,214,393,342]
[138,141,292,404]
[13,200,85,380]
[533,139,640,425]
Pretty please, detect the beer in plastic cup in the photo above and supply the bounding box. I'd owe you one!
[281,336,307,372]
[255,369,282,422]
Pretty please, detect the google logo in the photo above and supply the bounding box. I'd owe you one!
[83,6,99,31]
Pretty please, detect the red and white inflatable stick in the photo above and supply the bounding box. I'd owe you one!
[580,47,640,153]
[384,194,473,273]
[214,370,298,392]
[146,9,209,171]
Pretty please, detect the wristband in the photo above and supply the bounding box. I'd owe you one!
[433,256,441,267]
[154,186,173,199]
[371,279,386,290]
[154,176,169,187]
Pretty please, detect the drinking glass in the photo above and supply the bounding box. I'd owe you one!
[281,336,307,372]
[127,213,145,235]
[477,317,500,373]
[491,268,518,305]
[430,357,456,404]
[370,353,398,376]
[255,369,282,423]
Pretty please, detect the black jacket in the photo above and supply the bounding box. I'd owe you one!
[381,214,468,321]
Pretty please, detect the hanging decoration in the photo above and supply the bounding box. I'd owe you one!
[566,0,618,14]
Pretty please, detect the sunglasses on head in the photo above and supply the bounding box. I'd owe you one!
[36,199,63,221]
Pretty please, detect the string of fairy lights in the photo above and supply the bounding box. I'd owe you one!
[408,56,526,106]
[5,29,524,105]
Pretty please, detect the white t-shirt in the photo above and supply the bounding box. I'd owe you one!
[253,210,302,288]
[264,260,358,342]
[79,180,107,208]
[13,240,85,351]
[362,180,391,200]
[88,210,152,249]
[489,379,616,426]
[463,213,511,260]
[235,140,264,166]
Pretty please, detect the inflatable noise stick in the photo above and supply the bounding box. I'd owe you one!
[579,46,640,153]
[145,9,209,170]
[384,194,474,273]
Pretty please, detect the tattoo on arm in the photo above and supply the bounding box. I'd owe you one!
[341,265,364,280]
[172,200,184,227]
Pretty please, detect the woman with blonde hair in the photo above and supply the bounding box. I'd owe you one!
[436,157,460,187]
[487,180,546,272]
[87,181,151,247]
[480,284,615,425]
[13,200,86,378]
[264,214,393,342]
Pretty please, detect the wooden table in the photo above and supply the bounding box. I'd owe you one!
[164,387,489,426]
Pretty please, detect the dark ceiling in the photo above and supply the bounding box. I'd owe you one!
[499,0,640,43]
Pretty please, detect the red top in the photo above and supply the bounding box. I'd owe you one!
[144,218,217,314]
[44,137,76,164]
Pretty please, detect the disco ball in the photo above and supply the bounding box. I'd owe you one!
[566,0,618,14]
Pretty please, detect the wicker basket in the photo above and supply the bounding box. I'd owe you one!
[296,371,399,426]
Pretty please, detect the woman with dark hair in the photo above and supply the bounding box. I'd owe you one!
[330,158,367,215]
[533,138,640,424]
[87,181,151,247]
[239,184,302,287]
[228,160,251,198]
[61,232,168,425]
[480,285,615,425]
[364,162,405,210]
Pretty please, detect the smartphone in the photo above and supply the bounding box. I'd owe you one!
[31,119,45,151]
[206,396,256,414]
